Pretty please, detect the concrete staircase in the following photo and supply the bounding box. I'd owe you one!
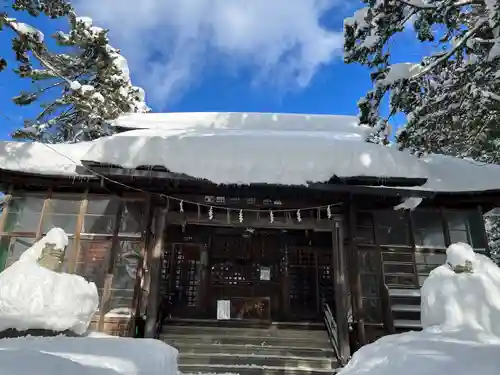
[388,288,422,331]
[159,321,339,375]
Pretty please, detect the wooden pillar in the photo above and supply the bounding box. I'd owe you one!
[332,219,351,361]
[68,189,89,274]
[440,207,452,247]
[197,239,210,316]
[98,199,124,332]
[0,186,13,271]
[477,205,492,257]
[0,186,13,234]
[130,194,152,336]
[35,189,53,240]
[144,206,168,338]
[347,201,366,346]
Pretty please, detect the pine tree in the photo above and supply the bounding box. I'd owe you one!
[1,1,150,143]
[344,0,500,260]
[344,0,500,155]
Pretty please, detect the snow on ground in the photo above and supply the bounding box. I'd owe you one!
[338,243,500,375]
[0,228,99,334]
[0,336,178,375]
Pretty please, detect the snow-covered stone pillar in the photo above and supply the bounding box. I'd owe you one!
[145,206,168,338]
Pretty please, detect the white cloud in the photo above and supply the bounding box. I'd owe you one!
[75,0,345,106]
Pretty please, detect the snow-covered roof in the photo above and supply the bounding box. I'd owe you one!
[110,112,370,137]
[1,112,500,195]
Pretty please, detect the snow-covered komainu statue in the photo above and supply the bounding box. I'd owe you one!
[0,228,99,336]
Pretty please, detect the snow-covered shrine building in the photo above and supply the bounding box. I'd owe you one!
[0,112,498,365]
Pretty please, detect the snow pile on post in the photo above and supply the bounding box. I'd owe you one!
[0,336,179,375]
[338,243,500,375]
[0,228,99,335]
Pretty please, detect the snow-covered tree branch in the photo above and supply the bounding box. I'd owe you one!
[1,1,150,143]
[344,0,500,158]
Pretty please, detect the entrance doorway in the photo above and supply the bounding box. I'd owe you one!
[162,226,336,323]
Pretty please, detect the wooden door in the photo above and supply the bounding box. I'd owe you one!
[165,243,203,318]
[209,229,281,321]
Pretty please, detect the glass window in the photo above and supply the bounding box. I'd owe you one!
[412,210,446,248]
[41,195,82,234]
[446,210,486,249]
[120,201,144,236]
[4,194,45,233]
[358,248,380,273]
[362,297,381,323]
[83,197,119,234]
[360,274,379,297]
[375,211,410,246]
[106,241,142,314]
[76,239,112,296]
[355,212,374,244]
[3,237,36,268]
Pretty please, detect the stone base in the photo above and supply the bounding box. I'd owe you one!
[89,316,132,337]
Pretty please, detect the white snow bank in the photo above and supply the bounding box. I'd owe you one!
[0,335,178,375]
[339,328,500,375]
[0,229,99,335]
[339,243,500,375]
[2,112,500,193]
[421,243,500,335]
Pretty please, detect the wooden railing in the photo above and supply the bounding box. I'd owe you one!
[323,303,346,366]
[380,284,395,335]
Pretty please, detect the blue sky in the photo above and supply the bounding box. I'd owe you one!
[0,1,428,141]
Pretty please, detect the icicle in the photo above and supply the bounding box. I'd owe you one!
[327,205,332,219]
[297,209,302,223]
[239,209,244,223]
[179,200,184,213]
[269,210,274,224]
[209,206,214,220]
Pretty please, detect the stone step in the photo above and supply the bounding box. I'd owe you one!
[179,363,337,375]
[389,288,421,298]
[162,325,329,339]
[391,304,421,313]
[168,342,335,358]
[394,319,422,329]
[178,353,336,370]
[160,333,332,348]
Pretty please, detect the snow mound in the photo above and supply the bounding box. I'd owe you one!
[339,243,500,375]
[0,335,178,375]
[339,328,500,375]
[0,229,99,335]
[421,243,500,335]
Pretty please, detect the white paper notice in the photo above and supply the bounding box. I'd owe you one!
[217,300,231,320]
[260,267,271,281]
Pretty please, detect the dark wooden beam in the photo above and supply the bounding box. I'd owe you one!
[144,206,168,338]
[130,194,153,336]
[347,200,366,346]
[332,219,351,361]
[68,189,89,274]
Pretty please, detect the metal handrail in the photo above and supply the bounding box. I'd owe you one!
[323,303,346,366]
